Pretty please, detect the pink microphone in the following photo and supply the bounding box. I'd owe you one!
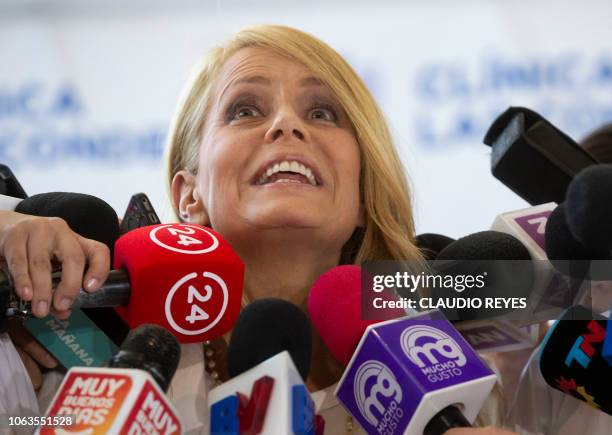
[308,265,405,365]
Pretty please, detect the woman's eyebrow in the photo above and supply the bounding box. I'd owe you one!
[217,75,327,106]
[231,75,324,87]
[216,75,270,107]
[300,76,325,87]
[232,75,271,86]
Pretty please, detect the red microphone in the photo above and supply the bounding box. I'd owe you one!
[3,223,245,343]
[112,223,244,343]
[307,265,405,365]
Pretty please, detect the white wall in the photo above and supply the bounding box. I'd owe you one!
[2,0,612,237]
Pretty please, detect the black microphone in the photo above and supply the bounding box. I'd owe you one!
[483,106,598,205]
[544,203,606,262]
[565,164,612,253]
[15,192,121,257]
[434,230,534,321]
[227,298,312,380]
[431,230,541,354]
[109,323,181,393]
[0,164,27,199]
[437,230,532,261]
[544,202,611,281]
[415,233,456,261]
[539,305,610,414]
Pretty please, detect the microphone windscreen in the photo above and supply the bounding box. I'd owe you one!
[544,203,610,279]
[565,164,612,252]
[112,224,244,344]
[545,203,593,260]
[15,192,121,253]
[108,324,180,392]
[539,305,610,414]
[308,265,405,366]
[415,233,456,261]
[436,230,532,261]
[435,231,533,321]
[227,298,311,380]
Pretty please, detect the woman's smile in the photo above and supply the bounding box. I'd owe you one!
[253,160,319,186]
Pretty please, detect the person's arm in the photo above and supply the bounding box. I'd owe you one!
[0,210,111,388]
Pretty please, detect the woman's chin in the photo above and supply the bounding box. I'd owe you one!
[248,211,321,230]
[243,198,328,229]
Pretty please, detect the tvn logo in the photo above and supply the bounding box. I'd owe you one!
[400,325,467,383]
[565,320,606,369]
[354,360,404,432]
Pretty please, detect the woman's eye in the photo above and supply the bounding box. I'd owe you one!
[231,106,262,120]
[309,107,336,122]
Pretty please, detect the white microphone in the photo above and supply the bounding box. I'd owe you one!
[209,351,321,434]
[208,299,323,434]
[36,324,182,435]
[36,367,181,435]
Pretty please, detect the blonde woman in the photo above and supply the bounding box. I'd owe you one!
[1,25,510,434]
[164,24,423,433]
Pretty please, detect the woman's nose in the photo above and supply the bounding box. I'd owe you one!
[264,108,307,143]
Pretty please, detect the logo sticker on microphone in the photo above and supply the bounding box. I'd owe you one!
[400,324,467,383]
[164,271,229,335]
[354,360,404,430]
[513,210,551,252]
[150,224,219,255]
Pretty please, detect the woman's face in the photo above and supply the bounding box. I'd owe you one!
[188,47,363,246]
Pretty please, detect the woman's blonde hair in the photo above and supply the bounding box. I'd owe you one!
[165,24,422,263]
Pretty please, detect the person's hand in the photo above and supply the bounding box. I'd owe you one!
[0,213,111,319]
[0,212,111,390]
[445,427,518,435]
[6,318,58,390]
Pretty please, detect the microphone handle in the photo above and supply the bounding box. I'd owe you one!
[1,268,130,321]
[71,269,131,308]
[424,405,472,435]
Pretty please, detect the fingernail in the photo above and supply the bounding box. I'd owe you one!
[36,300,48,316]
[86,278,99,291]
[57,297,72,311]
[22,287,32,300]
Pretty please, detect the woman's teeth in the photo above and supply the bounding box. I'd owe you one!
[256,160,317,186]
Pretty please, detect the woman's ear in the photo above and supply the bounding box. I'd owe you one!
[171,170,209,225]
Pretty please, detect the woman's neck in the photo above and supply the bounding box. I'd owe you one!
[235,231,341,304]
[231,231,346,391]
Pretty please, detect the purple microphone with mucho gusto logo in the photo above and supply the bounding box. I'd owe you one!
[335,310,497,435]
